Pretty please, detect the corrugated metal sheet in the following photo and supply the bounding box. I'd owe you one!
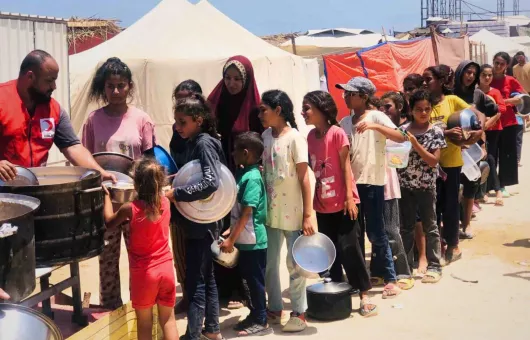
[0,12,70,164]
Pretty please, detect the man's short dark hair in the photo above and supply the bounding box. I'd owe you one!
[515,51,525,57]
[235,131,264,160]
[19,50,53,76]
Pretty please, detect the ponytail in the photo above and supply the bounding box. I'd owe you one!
[261,90,298,130]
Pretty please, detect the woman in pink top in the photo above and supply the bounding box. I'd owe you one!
[103,158,177,340]
[81,57,156,309]
[303,91,376,318]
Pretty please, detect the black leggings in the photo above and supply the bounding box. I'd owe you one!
[498,125,519,187]
[436,166,461,248]
[317,209,371,292]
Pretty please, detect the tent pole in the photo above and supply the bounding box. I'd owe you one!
[290,34,297,55]
[430,26,440,65]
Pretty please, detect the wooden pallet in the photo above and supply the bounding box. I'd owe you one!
[67,302,162,340]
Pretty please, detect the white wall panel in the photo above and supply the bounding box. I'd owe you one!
[0,13,70,165]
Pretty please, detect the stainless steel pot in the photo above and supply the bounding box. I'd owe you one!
[0,194,40,302]
[292,233,336,279]
[0,303,63,340]
[209,231,239,268]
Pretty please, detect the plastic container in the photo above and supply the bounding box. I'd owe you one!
[464,143,483,163]
[461,149,481,181]
[386,141,412,169]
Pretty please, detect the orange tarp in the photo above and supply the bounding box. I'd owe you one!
[324,39,436,119]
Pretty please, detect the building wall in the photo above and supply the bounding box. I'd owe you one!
[0,13,70,164]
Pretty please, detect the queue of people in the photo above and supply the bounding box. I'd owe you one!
[0,49,528,340]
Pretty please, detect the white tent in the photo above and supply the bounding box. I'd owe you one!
[470,29,530,62]
[509,36,530,48]
[69,0,320,149]
[280,32,397,56]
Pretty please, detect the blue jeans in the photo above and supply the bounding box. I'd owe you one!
[357,184,397,283]
[265,228,307,314]
[185,235,220,340]
[239,249,267,325]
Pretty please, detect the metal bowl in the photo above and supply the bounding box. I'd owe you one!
[0,303,63,340]
[0,166,39,186]
[104,173,136,204]
[292,233,336,279]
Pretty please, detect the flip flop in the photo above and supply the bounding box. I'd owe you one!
[382,283,402,299]
[421,271,442,284]
[495,198,504,206]
[397,278,415,290]
[370,277,385,286]
[360,297,378,317]
[227,301,244,309]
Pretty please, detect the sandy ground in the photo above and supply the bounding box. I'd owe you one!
[46,135,530,340]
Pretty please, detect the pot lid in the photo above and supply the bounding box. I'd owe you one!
[307,279,352,294]
[172,160,236,224]
[0,303,63,340]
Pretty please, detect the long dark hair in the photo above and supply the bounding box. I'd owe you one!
[303,90,338,125]
[174,93,218,138]
[89,57,133,103]
[425,65,453,95]
[133,157,166,215]
[261,90,298,130]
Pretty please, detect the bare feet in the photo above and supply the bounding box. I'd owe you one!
[417,256,428,274]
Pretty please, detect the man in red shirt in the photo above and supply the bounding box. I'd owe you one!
[0,50,115,182]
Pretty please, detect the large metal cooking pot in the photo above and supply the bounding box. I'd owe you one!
[292,233,336,279]
[306,278,352,321]
[0,194,40,302]
[0,303,63,340]
[0,167,105,267]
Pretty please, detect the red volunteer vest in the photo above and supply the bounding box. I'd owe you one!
[0,80,61,167]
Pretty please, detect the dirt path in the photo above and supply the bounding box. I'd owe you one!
[48,135,530,340]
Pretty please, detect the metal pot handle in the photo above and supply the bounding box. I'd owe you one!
[76,187,103,194]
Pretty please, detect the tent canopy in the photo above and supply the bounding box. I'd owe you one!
[470,29,530,61]
[69,0,319,149]
[324,39,436,119]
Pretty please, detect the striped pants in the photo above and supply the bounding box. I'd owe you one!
[170,221,187,289]
[99,222,130,309]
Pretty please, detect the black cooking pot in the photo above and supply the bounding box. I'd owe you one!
[306,278,352,321]
[0,194,40,302]
[0,167,104,267]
